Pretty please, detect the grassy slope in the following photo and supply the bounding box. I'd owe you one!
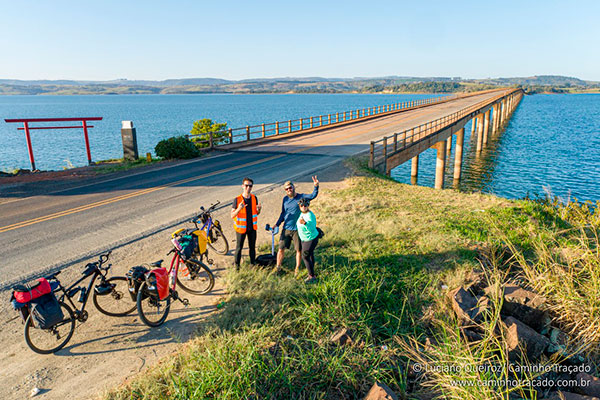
[104,165,598,399]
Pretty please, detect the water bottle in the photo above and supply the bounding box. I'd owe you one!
[78,287,87,303]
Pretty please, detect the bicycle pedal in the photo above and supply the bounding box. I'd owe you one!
[181,298,190,307]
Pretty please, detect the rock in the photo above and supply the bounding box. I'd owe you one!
[461,328,483,342]
[503,316,551,361]
[330,328,353,346]
[489,284,551,332]
[447,287,484,324]
[576,373,600,397]
[465,271,487,295]
[363,382,398,400]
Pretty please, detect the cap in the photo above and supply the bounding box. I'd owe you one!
[298,198,310,207]
[283,181,294,189]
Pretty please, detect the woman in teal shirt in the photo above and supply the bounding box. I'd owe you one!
[296,198,319,283]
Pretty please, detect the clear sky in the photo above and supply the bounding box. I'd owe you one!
[1,0,598,81]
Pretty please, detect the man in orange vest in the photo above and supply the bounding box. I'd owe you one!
[231,177,262,269]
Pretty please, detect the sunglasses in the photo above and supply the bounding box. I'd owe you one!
[285,187,294,191]
[244,184,253,187]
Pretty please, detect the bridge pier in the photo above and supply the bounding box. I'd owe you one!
[476,114,484,152]
[434,140,447,189]
[453,128,465,184]
[411,156,419,185]
[446,135,452,156]
[483,110,490,145]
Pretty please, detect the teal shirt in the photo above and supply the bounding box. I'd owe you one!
[296,211,318,241]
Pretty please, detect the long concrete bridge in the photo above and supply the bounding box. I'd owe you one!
[0,88,522,288]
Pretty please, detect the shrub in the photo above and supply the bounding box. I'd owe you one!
[190,119,229,148]
[154,136,200,159]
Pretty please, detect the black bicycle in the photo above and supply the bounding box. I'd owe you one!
[22,251,135,354]
[193,201,229,255]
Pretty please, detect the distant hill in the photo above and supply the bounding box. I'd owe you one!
[0,75,597,95]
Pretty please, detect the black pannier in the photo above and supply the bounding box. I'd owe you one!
[126,265,149,301]
[30,293,64,329]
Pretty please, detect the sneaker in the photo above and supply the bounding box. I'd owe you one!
[271,266,285,275]
[304,277,318,284]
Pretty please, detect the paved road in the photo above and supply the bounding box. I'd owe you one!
[0,90,501,288]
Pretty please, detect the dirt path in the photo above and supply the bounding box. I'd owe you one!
[0,160,352,400]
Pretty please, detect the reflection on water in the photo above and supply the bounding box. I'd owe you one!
[391,94,600,203]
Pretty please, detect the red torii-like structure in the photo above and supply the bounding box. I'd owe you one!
[4,117,102,171]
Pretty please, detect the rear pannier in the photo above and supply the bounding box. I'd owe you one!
[30,293,64,329]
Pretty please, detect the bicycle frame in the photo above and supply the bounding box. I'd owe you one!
[53,269,104,319]
[167,251,184,292]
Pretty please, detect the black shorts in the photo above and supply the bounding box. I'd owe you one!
[279,229,301,251]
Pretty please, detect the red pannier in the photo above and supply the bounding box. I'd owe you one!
[13,278,52,303]
[147,268,170,301]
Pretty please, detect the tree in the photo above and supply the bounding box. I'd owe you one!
[190,119,229,148]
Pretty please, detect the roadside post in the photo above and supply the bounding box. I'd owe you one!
[121,121,139,161]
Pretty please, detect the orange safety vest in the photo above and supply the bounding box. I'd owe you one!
[233,194,258,234]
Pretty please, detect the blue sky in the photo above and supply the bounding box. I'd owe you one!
[1,0,598,81]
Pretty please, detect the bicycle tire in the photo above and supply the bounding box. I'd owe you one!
[207,225,229,255]
[24,301,76,354]
[136,281,170,327]
[93,277,137,317]
[176,259,215,295]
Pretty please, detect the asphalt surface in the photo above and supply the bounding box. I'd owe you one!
[0,90,501,289]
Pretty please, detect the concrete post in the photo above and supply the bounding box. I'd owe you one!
[483,110,490,145]
[435,140,447,190]
[492,104,499,134]
[471,117,477,137]
[476,114,484,152]
[411,155,419,185]
[446,135,452,156]
[121,121,138,160]
[453,128,465,182]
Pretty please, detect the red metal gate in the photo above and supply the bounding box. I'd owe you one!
[4,117,103,170]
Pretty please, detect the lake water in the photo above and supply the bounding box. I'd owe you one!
[390,94,600,202]
[1,93,599,202]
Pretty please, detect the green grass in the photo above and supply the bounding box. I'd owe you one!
[93,157,162,174]
[105,164,600,399]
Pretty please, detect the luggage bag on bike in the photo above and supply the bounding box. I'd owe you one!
[171,230,200,260]
[30,293,64,329]
[12,278,51,303]
[145,268,170,300]
[126,265,149,301]
[11,278,56,324]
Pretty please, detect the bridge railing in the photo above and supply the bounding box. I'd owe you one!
[369,89,520,171]
[189,94,462,148]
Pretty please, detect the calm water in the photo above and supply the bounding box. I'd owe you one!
[0,93,437,171]
[391,94,600,202]
[1,94,599,202]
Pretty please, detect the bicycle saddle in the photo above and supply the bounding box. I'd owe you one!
[150,260,163,268]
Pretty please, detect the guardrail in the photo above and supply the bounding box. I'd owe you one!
[368,88,522,173]
[189,94,462,148]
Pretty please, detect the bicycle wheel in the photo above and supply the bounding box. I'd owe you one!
[24,301,76,354]
[207,225,229,255]
[136,281,170,327]
[93,277,137,317]
[177,258,215,295]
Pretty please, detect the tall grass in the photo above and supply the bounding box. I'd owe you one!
[501,198,600,353]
